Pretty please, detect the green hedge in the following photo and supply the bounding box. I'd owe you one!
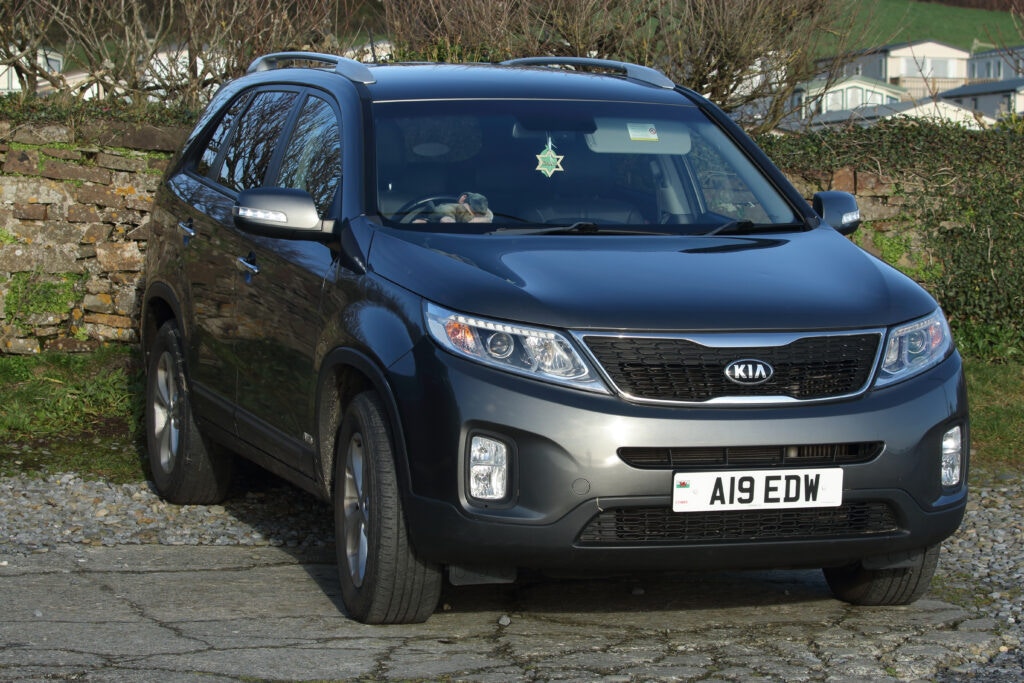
[0,93,196,127]
[759,119,1024,361]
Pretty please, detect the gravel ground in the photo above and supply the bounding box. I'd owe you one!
[0,469,1021,679]
[0,471,334,555]
[936,485,1024,681]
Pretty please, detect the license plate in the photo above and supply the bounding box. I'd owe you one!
[672,468,843,512]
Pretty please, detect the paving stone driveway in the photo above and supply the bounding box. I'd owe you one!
[0,544,1008,682]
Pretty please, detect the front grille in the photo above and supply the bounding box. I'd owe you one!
[577,502,899,545]
[618,442,884,469]
[583,333,880,403]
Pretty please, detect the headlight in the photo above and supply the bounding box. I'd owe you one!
[875,309,953,388]
[425,303,608,393]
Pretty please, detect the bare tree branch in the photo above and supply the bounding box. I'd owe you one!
[7,0,372,107]
[0,0,69,94]
[381,0,878,134]
[48,0,178,101]
[6,0,878,129]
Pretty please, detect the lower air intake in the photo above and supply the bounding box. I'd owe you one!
[577,502,899,545]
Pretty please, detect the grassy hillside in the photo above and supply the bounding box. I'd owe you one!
[856,0,1020,51]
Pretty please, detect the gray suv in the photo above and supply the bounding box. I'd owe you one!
[142,53,969,623]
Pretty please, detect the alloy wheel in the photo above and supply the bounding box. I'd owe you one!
[152,350,181,474]
[343,433,369,587]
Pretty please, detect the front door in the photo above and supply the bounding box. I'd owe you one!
[231,93,342,477]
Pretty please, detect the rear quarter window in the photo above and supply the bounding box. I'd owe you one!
[195,93,250,178]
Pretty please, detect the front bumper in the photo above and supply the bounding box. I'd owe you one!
[390,344,968,572]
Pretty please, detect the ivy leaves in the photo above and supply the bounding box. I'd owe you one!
[760,120,1024,360]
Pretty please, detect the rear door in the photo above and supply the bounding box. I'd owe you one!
[172,86,302,430]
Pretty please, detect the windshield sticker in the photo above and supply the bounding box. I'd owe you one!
[628,123,659,142]
[535,136,565,177]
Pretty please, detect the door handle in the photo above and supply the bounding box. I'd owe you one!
[236,252,260,282]
[177,219,195,245]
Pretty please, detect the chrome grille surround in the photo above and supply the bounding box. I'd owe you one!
[574,329,885,406]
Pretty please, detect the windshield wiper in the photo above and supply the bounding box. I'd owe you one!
[490,222,672,236]
[705,220,805,236]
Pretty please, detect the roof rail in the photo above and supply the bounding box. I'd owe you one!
[500,57,675,89]
[246,52,376,84]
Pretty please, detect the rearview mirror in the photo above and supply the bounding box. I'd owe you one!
[812,191,861,236]
[233,187,334,240]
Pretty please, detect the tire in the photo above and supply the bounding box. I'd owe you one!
[145,321,232,505]
[823,544,940,606]
[334,391,442,624]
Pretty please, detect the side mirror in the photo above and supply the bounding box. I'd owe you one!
[812,190,861,236]
[233,187,334,240]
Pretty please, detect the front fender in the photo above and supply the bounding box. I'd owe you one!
[312,269,424,499]
[313,346,413,503]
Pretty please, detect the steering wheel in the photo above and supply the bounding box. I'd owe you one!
[394,195,461,224]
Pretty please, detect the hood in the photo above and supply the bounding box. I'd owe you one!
[367,226,937,332]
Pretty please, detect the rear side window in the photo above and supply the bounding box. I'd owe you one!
[217,90,298,192]
[276,95,342,216]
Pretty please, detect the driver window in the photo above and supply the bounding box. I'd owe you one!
[277,95,342,216]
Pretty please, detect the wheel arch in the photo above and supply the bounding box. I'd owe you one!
[141,281,185,365]
[315,347,410,502]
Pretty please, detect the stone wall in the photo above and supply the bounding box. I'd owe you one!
[0,119,918,355]
[789,167,904,228]
[787,166,930,277]
[0,121,189,354]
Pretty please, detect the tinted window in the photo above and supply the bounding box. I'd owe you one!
[196,93,250,178]
[277,95,342,216]
[217,90,298,193]
[373,100,797,232]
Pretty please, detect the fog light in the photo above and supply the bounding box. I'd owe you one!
[469,435,508,501]
[941,426,963,487]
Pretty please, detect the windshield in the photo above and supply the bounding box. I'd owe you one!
[372,100,799,234]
